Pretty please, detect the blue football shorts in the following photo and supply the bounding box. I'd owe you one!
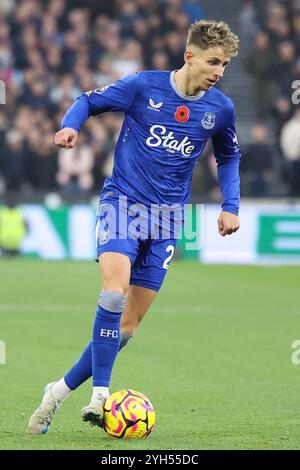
[95,190,182,291]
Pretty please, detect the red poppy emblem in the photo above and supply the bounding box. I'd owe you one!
[174,106,190,123]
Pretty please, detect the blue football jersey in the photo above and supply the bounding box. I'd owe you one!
[62,70,241,214]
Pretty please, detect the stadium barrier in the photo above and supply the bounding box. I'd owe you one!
[8,202,300,264]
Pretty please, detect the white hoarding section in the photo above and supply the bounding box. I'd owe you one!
[200,205,257,264]
[21,205,66,259]
[69,206,95,259]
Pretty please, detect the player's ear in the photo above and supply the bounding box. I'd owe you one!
[184,50,193,64]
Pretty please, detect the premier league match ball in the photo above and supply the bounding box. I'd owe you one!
[103,389,156,439]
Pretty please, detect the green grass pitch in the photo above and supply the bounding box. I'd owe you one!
[0,259,299,450]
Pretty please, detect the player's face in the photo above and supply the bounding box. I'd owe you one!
[185,46,230,91]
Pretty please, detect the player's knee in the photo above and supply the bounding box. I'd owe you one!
[101,277,128,295]
[101,283,128,295]
[99,290,127,313]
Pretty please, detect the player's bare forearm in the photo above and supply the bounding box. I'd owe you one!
[217,211,240,236]
[55,127,78,149]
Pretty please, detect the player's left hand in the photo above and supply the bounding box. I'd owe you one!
[217,211,240,236]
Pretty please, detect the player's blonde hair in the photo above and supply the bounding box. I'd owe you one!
[187,20,239,57]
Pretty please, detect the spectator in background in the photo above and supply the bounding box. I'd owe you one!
[0,111,8,149]
[49,74,81,105]
[292,7,300,52]
[18,78,50,110]
[110,39,143,78]
[150,50,170,70]
[3,0,207,199]
[280,108,300,196]
[246,30,275,117]
[273,41,299,96]
[2,0,299,199]
[190,141,220,203]
[26,127,58,191]
[0,194,28,257]
[1,129,25,191]
[182,0,205,22]
[0,0,16,15]
[56,132,94,193]
[93,56,115,87]
[117,0,140,38]
[243,0,300,198]
[272,96,292,137]
[238,0,258,47]
[265,1,290,48]
[241,124,273,196]
[165,30,185,69]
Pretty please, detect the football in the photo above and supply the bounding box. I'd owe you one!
[103,389,156,439]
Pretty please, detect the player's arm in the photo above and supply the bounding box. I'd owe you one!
[211,100,241,236]
[55,74,139,149]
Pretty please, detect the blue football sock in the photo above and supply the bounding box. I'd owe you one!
[64,342,92,390]
[64,333,133,390]
[92,291,126,387]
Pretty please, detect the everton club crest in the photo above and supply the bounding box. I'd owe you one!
[201,112,216,130]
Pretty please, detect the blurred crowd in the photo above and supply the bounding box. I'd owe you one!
[0,0,299,201]
[239,0,300,196]
[0,0,205,199]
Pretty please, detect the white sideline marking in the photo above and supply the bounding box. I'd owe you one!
[0,304,297,316]
[0,304,91,313]
[0,303,221,314]
[0,341,6,364]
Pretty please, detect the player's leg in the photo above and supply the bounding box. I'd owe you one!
[56,286,157,393]
[28,196,135,434]
[27,381,66,435]
[120,285,157,336]
[55,286,152,397]
[27,252,131,434]
[81,252,131,427]
[50,287,156,397]
[27,267,162,434]
[117,238,176,352]
[27,242,168,435]
[57,286,153,398]
[130,238,176,289]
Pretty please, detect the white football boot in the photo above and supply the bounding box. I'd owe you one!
[27,382,61,434]
[81,395,107,428]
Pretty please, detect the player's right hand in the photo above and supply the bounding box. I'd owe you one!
[55,127,78,149]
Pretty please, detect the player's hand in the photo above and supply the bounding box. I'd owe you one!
[55,128,78,149]
[217,211,240,236]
